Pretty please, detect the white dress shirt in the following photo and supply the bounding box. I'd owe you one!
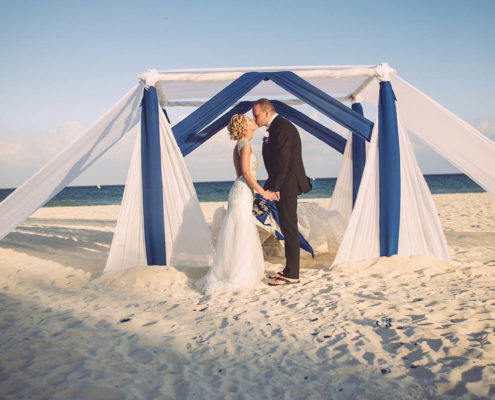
[265,113,278,136]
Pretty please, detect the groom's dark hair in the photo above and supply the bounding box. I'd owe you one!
[254,98,275,113]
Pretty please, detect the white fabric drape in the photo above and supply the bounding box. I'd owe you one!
[0,83,144,240]
[308,131,354,248]
[333,120,380,264]
[105,133,147,270]
[297,203,347,254]
[333,110,449,265]
[158,103,214,267]
[360,75,495,197]
[104,101,214,272]
[328,132,353,223]
[396,112,449,259]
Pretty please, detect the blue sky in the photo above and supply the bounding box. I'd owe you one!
[0,0,494,187]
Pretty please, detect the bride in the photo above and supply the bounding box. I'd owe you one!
[197,114,277,294]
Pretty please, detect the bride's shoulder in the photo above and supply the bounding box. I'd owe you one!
[237,138,251,152]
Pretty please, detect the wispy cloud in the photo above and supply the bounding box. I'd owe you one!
[475,115,495,140]
[0,121,85,167]
[184,128,238,181]
[0,120,138,187]
[0,139,25,166]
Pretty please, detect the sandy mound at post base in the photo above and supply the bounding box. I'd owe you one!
[94,265,191,291]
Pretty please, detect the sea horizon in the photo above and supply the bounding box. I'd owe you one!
[0,173,485,207]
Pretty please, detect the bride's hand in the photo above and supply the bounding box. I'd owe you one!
[262,190,277,201]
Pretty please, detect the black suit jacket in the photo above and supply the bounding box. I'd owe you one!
[262,115,312,195]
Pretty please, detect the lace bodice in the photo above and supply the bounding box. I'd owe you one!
[237,139,257,178]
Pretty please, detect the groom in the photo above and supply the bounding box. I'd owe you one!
[252,99,312,286]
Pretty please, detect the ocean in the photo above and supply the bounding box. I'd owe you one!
[0,174,485,208]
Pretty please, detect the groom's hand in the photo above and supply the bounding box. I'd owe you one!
[274,191,280,201]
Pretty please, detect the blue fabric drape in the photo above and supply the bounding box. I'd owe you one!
[272,101,346,153]
[181,101,253,156]
[268,71,373,141]
[378,81,401,257]
[172,71,373,155]
[351,102,366,207]
[173,72,264,148]
[180,100,347,156]
[141,87,167,265]
[254,194,314,258]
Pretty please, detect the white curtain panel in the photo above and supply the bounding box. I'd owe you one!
[333,118,381,265]
[105,101,214,272]
[333,109,448,265]
[396,111,449,259]
[322,131,353,245]
[361,75,495,197]
[157,102,214,267]
[105,133,147,271]
[0,83,144,240]
[328,132,353,222]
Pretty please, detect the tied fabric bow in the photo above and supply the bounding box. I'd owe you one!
[263,136,270,144]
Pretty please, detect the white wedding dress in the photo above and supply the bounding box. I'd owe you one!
[197,139,265,294]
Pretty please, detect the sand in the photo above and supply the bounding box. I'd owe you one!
[1,193,495,399]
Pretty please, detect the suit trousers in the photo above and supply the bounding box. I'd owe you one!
[277,189,300,279]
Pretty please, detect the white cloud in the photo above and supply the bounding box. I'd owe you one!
[103,125,137,161]
[475,115,495,140]
[0,120,85,170]
[185,128,241,181]
[0,139,25,166]
[39,121,86,159]
[0,120,139,187]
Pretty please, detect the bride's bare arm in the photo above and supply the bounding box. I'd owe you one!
[240,145,276,200]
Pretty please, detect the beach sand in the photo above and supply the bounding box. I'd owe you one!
[1,193,495,399]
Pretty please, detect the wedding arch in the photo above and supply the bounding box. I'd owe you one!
[0,64,494,271]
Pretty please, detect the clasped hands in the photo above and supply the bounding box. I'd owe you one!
[263,190,280,202]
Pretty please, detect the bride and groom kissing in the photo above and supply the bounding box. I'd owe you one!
[197,99,312,294]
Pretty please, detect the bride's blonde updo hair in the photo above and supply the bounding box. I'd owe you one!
[227,114,247,140]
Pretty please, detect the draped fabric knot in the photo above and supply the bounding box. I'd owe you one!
[351,94,364,104]
[143,69,161,89]
[375,63,396,83]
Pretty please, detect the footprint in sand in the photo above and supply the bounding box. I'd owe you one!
[363,352,375,365]
[462,366,484,383]
[219,318,229,329]
[424,338,442,352]
[129,348,154,363]
[96,319,111,329]
[318,286,332,294]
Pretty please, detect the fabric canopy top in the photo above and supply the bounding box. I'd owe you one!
[139,65,385,107]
